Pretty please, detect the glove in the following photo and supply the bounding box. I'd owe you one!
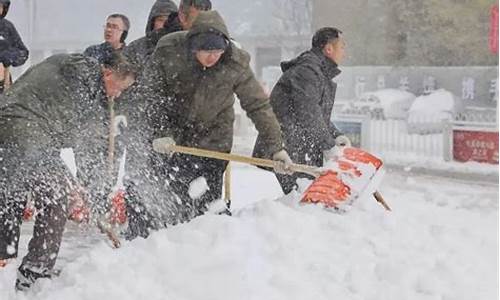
[335,135,351,147]
[152,136,176,155]
[272,150,294,175]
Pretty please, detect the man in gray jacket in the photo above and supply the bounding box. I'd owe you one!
[253,27,350,194]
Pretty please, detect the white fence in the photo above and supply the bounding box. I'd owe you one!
[365,118,447,160]
[334,113,498,163]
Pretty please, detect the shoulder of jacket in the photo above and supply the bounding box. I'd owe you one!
[127,36,148,48]
[156,31,188,49]
[0,18,14,29]
[229,44,251,68]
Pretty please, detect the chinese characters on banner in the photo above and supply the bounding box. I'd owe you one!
[462,77,475,100]
[354,76,366,98]
[453,130,499,164]
[399,76,410,91]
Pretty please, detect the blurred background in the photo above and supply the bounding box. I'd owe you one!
[6,0,499,173]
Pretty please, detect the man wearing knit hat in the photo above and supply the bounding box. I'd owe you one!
[142,10,292,217]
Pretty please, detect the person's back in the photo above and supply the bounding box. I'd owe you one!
[1,54,105,156]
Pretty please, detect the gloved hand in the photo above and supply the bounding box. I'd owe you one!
[335,135,351,147]
[152,136,176,155]
[272,149,294,175]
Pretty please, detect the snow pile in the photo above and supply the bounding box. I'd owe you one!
[0,167,497,300]
[407,89,463,134]
[360,89,416,119]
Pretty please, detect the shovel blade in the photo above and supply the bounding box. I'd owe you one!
[301,147,385,208]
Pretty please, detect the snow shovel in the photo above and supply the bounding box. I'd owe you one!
[152,138,391,211]
[4,67,10,90]
[0,65,10,91]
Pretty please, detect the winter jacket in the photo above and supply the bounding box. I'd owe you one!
[253,48,342,167]
[123,0,179,71]
[83,42,124,64]
[0,54,115,188]
[143,10,283,155]
[0,2,29,68]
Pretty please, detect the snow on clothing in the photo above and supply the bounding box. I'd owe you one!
[0,54,182,283]
[83,42,125,65]
[143,10,283,215]
[123,0,180,71]
[253,48,343,194]
[0,54,110,278]
[0,0,29,93]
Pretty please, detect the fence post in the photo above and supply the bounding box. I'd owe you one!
[361,115,371,151]
[442,119,453,162]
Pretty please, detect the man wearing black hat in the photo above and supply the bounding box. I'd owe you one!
[84,14,130,64]
[143,10,292,217]
[0,0,29,94]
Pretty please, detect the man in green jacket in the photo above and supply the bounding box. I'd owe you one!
[143,10,292,216]
[0,53,137,291]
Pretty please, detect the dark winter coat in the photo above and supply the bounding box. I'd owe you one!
[143,10,283,155]
[123,0,180,70]
[253,48,342,167]
[83,42,124,64]
[0,3,29,68]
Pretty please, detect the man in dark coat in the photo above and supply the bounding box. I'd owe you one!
[123,0,180,71]
[0,0,29,93]
[0,53,141,291]
[84,14,130,64]
[143,10,292,216]
[253,27,350,194]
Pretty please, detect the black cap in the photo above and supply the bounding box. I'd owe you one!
[190,32,228,51]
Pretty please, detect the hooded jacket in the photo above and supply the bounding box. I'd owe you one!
[143,10,283,155]
[253,48,342,166]
[123,0,179,70]
[0,0,29,68]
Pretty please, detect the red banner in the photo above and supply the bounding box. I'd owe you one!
[490,5,499,54]
[453,130,499,164]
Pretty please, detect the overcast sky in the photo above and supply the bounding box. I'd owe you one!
[7,0,280,48]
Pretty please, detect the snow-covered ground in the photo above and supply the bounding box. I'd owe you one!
[1,165,498,300]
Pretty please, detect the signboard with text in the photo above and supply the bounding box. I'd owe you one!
[453,129,499,164]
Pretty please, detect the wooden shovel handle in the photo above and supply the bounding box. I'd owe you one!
[161,143,391,212]
[3,67,11,90]
[166,144,320,177]
[373,191,392,211]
